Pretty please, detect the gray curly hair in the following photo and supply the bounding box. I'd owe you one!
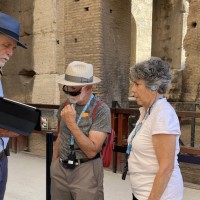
[130,57,171,94]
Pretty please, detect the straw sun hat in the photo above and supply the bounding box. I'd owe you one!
[56,61,101,86]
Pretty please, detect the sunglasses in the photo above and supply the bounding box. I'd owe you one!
[62,85,84,96]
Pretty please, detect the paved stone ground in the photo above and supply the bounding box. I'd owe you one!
[4,152,200,200]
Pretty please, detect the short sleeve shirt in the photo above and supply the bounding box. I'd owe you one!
[128,98,183,200]
[57,95,111,160]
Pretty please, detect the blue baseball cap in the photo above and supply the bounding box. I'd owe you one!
[0,12,27,49]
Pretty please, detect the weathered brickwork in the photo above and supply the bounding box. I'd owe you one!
[100,0,131,107]
[64,0,102,101]
[64,0,131,107]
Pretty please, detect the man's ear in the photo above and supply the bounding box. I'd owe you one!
[85,85,92,92]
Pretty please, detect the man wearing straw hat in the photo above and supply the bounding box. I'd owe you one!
[0,12,27,199]
[51,61,111,200]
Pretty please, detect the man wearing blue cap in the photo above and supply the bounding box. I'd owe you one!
[0,12,27,199]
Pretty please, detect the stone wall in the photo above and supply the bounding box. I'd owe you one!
[0,0,131,155]
[63,0,102,102]
[182,0,200,102]
[2,0,199,108]
[131,0,152,64]
[101,0,131,107]
[129,0,153,97]
[0,0,61,105]
[0,0,61,155]
[64,0,131,107]
[0,0,34,102]
[152,0,184,101]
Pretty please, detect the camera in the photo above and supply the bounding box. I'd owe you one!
[122,161,128,180]
[66,152,76,169]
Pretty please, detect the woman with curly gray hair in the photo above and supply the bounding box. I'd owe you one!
[127,57,183,200]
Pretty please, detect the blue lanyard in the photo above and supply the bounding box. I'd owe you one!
[70,94,94,147]
[126,97,163,156]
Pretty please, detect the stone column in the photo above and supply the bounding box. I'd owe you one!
[151,0,184,101]
[183,0,200,102]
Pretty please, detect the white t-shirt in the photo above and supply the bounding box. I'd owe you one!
[128,98,183,200]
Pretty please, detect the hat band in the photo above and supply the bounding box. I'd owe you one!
[0,27,19,41]
[65,74,93,83]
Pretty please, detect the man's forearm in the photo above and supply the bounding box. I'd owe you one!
[68,122,101,158]
[52,134,60,160]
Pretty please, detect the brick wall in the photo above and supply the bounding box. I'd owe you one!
[64,0,131,107]
[100,0,131,107]
[64,0,102,100]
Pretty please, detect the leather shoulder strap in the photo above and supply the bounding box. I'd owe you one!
[92,101,104,121]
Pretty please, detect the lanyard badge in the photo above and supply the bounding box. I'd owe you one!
[69,94,94,150]
[126,97,163,157]
[122,97,163,180]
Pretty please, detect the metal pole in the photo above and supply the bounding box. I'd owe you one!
[46,132,53,200]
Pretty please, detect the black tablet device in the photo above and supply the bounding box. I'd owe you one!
[0,97,41,136]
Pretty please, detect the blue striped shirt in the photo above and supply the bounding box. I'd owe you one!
[0,79,9,152]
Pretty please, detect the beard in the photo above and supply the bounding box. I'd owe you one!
[0,62,5,68]
[67,89,86,104]
[0,57,9,68]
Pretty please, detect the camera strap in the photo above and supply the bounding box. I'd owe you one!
[122,96,163,180]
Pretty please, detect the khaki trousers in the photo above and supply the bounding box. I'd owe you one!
[50,158,104,200]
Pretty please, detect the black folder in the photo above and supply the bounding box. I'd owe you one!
[0,97,41,136]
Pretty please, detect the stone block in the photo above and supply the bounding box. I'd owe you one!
[33,33,57,74]
[28,133,46,157]
[1,75,33,102]
[33,0,57,33]
[31,74,60,104]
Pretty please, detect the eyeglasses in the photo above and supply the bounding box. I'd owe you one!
[62,85,83,96]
